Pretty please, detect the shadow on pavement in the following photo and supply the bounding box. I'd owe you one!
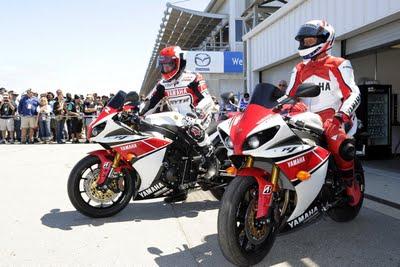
[148,208,400,267]
[41,199,220,231]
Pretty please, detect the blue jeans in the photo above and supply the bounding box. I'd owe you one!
[39,119,51,140]
[56,119,66,143]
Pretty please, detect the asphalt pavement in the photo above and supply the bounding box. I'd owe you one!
[0,144,399,266]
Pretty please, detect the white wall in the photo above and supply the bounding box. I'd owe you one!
[351,48,400,94]
[260,57,300,89]
[203,73,244,97]
[244,0,400,90]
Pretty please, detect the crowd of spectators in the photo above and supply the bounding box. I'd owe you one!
[0,85,277,144]
[0,87,114,144]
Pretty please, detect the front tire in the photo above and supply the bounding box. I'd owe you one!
[67,155,134,218]
[218,176,277,266]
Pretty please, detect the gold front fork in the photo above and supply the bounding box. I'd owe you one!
[270,164,280,192]
[245,156,254,168]
[112,153,121,168]
[245,156,280,192]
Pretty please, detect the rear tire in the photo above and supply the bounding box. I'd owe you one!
[327,159,365,222]
[67,155,134,218]
[218,176,277,266]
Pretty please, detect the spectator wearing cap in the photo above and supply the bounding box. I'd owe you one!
[67,94,83,143]
[18,89,39,144]
[278,80,288,92]
[53,90,67,144]
[36,97,52,143]
[83,94,97,143]
[0,94,16,144]
[239,92,250,111]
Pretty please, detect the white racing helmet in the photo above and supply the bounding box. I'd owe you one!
[295,20,335,60]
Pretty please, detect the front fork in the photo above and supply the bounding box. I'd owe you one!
[93,151,122,185]
[243,156,280,219]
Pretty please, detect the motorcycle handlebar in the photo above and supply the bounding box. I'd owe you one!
[293,119,324,136]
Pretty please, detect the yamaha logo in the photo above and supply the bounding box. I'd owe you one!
[194,53,211,67]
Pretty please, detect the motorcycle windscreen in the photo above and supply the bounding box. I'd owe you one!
[230,83,282,154]
[88,90,127,133]
[107,90,127,109]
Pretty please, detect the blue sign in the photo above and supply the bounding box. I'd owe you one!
[223,51,243,73]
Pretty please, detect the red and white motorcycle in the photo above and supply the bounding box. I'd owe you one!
[217,83,364,266]
[67,91,230,218]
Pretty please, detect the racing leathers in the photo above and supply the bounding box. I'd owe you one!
[144,70,215,148]
[286,55,361,205]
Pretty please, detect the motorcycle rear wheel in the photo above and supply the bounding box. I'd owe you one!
[67,155,134,218]
[217,176,277,266]
[327,159,365,222]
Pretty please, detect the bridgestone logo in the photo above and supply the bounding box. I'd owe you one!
[288,206,318,228]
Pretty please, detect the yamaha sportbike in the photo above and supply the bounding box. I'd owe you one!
[67,91,231,218]
[217,83,364,266]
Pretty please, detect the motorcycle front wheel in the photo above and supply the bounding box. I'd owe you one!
[217,176,278,266]
[67,155,134,218]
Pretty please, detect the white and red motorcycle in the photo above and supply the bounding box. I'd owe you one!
[67,91,231,218]
[217,83,364,266]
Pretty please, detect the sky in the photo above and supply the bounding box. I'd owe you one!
[0,0,209,96]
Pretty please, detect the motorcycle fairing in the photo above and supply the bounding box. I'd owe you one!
[230,104,272,155]
[275,146,330,182]
[133,148,169,192]
[111,137,172,192]
[94,134,147,144]
[111,137,172,160]
[280,201,322,233]
[263,144,313,159]
[135,179,173,200]
[287,157,329,221]
[88,106,119,139]
[144,111,185,128]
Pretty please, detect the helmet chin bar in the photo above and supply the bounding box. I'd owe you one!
[160,62,176,74]
[298,43,330,60]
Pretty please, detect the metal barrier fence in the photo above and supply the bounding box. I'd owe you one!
[0,114,99,120]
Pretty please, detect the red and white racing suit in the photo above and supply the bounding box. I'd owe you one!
[286,55,361,203]
[146,70,215,146]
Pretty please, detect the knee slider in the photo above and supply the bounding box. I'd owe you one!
[339,138,355,161]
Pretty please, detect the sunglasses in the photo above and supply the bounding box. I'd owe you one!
[279,84,287,87]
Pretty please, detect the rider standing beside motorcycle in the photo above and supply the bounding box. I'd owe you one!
[286,20,361,206]
[141,45,216,203]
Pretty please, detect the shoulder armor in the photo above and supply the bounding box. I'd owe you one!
[326,56,346,67]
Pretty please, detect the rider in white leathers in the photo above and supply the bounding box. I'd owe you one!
[141,46,217,202]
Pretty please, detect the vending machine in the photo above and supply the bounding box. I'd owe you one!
[357,84,392,158]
